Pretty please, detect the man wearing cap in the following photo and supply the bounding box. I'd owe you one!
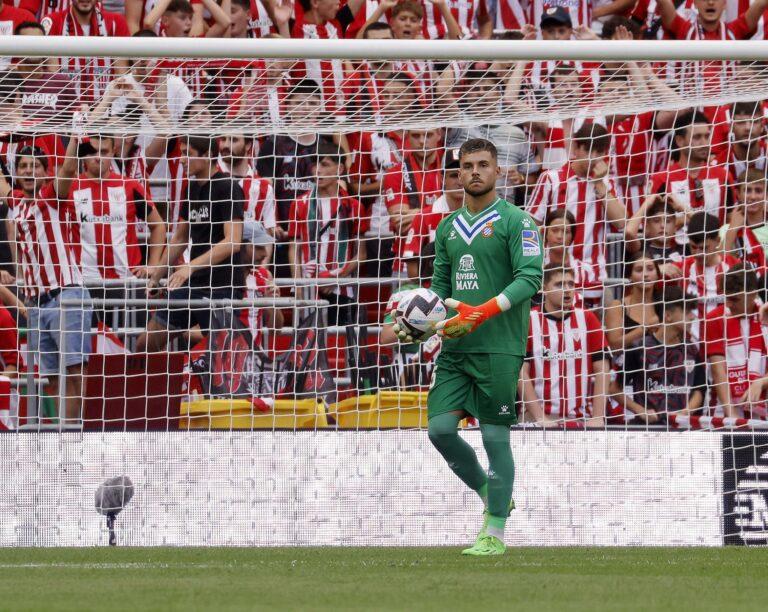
[239,223,283,352]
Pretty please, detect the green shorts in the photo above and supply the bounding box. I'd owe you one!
[427,352,523,425]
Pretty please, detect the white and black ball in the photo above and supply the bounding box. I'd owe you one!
[393,288,447,340]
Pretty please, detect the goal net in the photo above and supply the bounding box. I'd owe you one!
[0,38,767,547]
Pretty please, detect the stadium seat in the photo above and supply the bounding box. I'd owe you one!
[180,398,328,430]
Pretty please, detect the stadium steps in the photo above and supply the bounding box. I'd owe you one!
[179,398,328,429]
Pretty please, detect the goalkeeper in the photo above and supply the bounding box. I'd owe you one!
[395,138,542,556]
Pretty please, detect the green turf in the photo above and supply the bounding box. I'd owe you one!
[0,547,766,611]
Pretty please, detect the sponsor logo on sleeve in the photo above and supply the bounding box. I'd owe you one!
[522,229,541,257]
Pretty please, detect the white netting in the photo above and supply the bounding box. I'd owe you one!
[2,38,768,546]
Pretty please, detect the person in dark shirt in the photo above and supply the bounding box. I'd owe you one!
[616,285,706,424]
[139,136,244,353]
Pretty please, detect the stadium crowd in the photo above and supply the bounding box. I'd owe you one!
[0,0,767,428]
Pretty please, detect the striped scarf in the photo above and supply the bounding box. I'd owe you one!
[61,6,111,103]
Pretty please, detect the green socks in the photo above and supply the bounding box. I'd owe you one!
[428,412,487,493]
[480,423,515,539]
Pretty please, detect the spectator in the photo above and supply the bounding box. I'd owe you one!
[704,263,767,419]
[217,133,277,261]
[381,241,441,389]
[647,111,731,224]
[389,0,423,40]
[239,223,283,352]
[228,53,292,126]
[0,4,35,70]
[227,0,285,39]
[677,211,741,343]
[723,168,768,271]
[382,128,444,274]
[528,122,626,281]
[0,137,89,423]
[344,22,397,118]
[625,194,686,270]
[41,0,130,104]
[521,264,611,427]
[715,100,767,182]
[658,0,768,41]
[616,284,705,424]
[604,251,661,352]
[493,0,529,33]
[287,140,366,326]
[291,0,365,115]
[400,147,463,262]
[144,0,231,38]
[542,207,601,306]
[139,136,245,352]
[68,134,166,320]
[255,79,330,244]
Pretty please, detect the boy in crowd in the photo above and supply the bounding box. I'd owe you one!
[617,285,705,424]
[521,264,611,427]
[625,194,686,275]
[704,263,768,419]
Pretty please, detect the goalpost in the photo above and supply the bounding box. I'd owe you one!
[0,37,766,546]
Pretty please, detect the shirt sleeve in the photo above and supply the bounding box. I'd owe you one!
[500,213,544,307]
[703,313,726,359]
[585,310,610,363]
[130,183,152,220]
[430,218,452,301]
[727,15,754,40]
[664,13,693,39]
[0,307,18,370]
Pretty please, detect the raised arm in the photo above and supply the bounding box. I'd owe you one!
[656,0,679,31]
[745,0,768,34]
[203,0,232,38]
[53,134,80,200]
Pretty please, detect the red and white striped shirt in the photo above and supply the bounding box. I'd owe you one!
[543,251,602,305]
[288,189,367,296]
[69,173,156,281]
[42,7,130,104]
[526,306,609,419]
[291,16,346,115]
[422,0,486,39]
[527,163,620,276]
[493,0,528,31]
[247,0,275,37]
[9,183,82,300]
[215,159,277,232]
[703,305,768,418]
[648,162,732,223]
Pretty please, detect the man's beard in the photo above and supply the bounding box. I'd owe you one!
[74,3,93,17]
[464,182,495,197]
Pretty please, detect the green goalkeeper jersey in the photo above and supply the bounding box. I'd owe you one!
[431,198,543,356]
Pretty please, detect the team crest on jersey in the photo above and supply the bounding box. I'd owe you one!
[455,254,479,291]
[452,208,501,245]
[521,229,541,256]
[685,359,695,374]
[482,222,494,238]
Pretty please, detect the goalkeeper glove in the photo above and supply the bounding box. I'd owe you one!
[435,297,505,339]
[390,311,432,344]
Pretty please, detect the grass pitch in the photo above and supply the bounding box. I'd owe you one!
[0,547,766,611]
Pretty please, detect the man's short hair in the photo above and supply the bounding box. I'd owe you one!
[601,16,641,40]
[14,20,45,35]
[16,145,48,171]
[724,262,760,295]
[362,22,393,38]
[287,79,321,98]
[653,284,694,320]
[543,262,573,286]
[315,139,345,167]
[187,135,218,158]
[392,0,424,20]
[647,196,675,218]
[133,28,158,37]
[738,167,767,187]
[298,0,312,12]
[231,0,250,9]
[165,0,194,15]
[673,110,710,139]
[573,123,611,154]
[732,100,763,118]
[459,138,497,161]
[687,211,720,245]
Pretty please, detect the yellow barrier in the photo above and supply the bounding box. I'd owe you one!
[328,392,428,429]
[180,398,328,430]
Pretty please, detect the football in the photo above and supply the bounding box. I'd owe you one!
[393,288,447,340]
